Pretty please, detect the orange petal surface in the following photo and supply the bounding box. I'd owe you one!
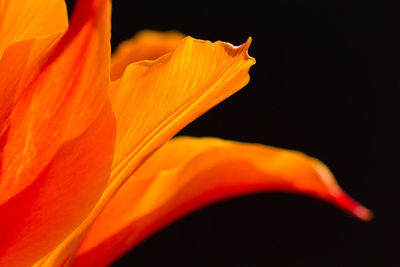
[0,0,68,134]
[0,0,68,56]
[37,36,255,266]
[111,36,255,184]
[0,0,111,203]
[0,103,115,267]
[0,0,115,266]
[72,136,372,267]
[111,30,184,80]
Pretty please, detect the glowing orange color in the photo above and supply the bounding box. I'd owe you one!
[72,137,372,266]
[0,1,371,267]
[110,30,185,80]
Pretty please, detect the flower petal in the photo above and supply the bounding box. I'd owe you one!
[0,103,115,267]
[0,34,64,134]
[36,36,255,266]
[0,0,114,265]
[0,0,68,57]
[111,36,255,184]
[0,0,111,203]
[111,30,184,80]
[0,0,68,135]
[72,136,372,266]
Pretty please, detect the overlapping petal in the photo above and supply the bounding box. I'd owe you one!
[111,36,255,184]
[0,0,111,204]
[111,30,184,80]
[36,35,255,267]
[0,0,115,266]
[0,1,372,266]
[72,136,372,267]
[0,0,68,135]
[0,0,68,56]
[0,103,115,267]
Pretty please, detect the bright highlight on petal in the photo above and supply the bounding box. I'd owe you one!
[73,136,372,267]
[111,36,255,184]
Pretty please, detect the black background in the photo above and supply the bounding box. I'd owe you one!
[66,1,398,266]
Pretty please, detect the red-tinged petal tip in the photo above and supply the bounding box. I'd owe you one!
[333,190,373,221]
[354,205,374,222]
[310,158,372,221]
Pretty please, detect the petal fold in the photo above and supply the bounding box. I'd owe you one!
[0,0,68,57]
[72,137,372,267]
[0,0,111,203]
[38,36,255,266]
[111,30,184,80]
[0,0,114,265]
[0,103,115,267]
[111,36,255,184]
[0,0,68,135]
[0,34,63,134]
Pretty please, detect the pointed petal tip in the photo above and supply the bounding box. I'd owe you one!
[243,37,255,63]
[334,190,373,222]
[228,37,255,63]
[354,205,374,222]
[310,158,373,222]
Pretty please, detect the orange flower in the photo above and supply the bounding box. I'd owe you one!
[0,0,372,266]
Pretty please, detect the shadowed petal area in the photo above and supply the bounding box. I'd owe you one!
[72,136,372,267]
[37,36,255,266]
[111,30,184,80]
[0,0,115,266]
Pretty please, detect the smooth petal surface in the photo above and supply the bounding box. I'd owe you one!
[0,103,115,267]
[111,30,184,80]
[111,37,255,183]
[38,37,255,266]
[0,34,64,134]
[0,0,68,56]
[73,136,372,267]
[0,0,68,134]
[0,0,114,266]
[0,0,111,203]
